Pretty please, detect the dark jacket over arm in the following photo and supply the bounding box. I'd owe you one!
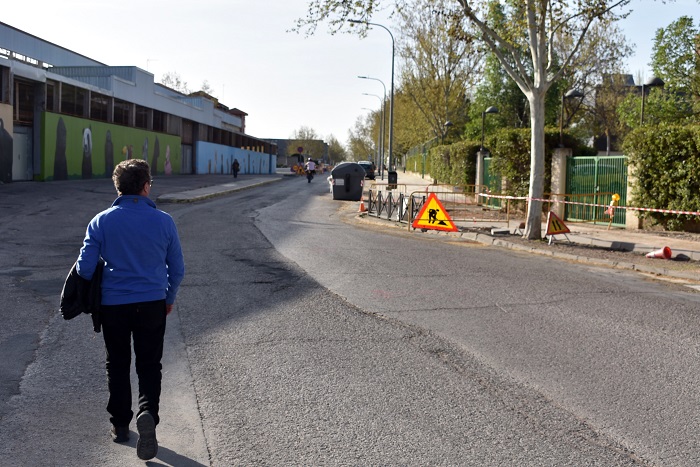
[59,259,104,332]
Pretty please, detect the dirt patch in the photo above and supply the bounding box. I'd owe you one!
[466,227,700,274]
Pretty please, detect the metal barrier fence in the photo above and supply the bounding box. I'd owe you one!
[366,184,623,231]
[367,184,519,227]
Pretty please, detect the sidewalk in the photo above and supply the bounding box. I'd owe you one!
[365,170,700,270]
[156,172,288,203]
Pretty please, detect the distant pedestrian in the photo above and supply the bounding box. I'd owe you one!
[232,159,240,178]
[75,159,185,461]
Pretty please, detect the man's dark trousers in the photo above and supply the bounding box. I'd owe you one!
[101,300,167,427]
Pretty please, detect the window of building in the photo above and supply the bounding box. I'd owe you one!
[14,80,34,124]
[60,83,86,117]
[135,104,148,129]
[153,109,165,132]
[113,98,131,125]
[90,92,109,122]
[168,115,182,136]
[0,67,7,103]
[46,82,55,112]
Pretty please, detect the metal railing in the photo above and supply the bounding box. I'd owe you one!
[366,184,620,232]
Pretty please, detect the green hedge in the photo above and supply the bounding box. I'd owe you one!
[427,140,481,186]
[409,129,594,193]
[623,123,700,230]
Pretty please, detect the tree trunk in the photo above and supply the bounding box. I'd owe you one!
[523,90,546,240]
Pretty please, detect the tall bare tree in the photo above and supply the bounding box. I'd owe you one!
[160,72,191,94]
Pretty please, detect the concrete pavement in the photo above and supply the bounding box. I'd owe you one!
[149,169,699,280]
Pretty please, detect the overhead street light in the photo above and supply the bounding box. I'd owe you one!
[559,89,584,147]
[349,19,395,173]
[358,75,387,179]
[361,107,380,166]
[480,106,499,152]
[640,76,664,125]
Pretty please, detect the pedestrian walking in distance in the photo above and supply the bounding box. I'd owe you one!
[232,158,240,178]
[76,159,185,460]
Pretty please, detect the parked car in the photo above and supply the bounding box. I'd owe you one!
[357,161,376,180]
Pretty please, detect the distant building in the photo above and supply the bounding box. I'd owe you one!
[0,21,276,182]
[264,138,329,167]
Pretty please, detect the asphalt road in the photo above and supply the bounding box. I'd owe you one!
[1,174,700,465]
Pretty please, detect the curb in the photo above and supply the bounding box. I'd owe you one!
[358,213,699,282]
[157,178,283,203]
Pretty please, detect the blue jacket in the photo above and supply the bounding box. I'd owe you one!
[77,195,185,306]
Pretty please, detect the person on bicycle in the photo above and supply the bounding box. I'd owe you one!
[305,158,316,183]
[305,158,316,173]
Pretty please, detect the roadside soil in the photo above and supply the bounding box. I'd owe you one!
[468,227,700,274]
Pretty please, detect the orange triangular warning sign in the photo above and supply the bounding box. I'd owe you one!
[546,211,570,236]
[412,193,458,232]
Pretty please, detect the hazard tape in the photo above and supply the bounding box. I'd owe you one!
[477,193,700,217]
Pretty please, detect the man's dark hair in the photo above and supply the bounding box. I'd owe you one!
[113,159,151,195]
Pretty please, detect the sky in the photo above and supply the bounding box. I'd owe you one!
[3,0,699,146]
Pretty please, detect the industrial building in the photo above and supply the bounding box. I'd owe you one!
[0,21,276,183]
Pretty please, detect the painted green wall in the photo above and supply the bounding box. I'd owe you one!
[41,112,181,181]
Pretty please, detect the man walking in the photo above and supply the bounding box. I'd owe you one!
[76,159,185,461]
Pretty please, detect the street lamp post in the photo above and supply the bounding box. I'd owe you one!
[350,20,394,175]
[559,89,584,147]
[640,76,664,125]
[481,106,499,152]
[362,93,383,177]
[361,107,380,168]
[358,76,386,179]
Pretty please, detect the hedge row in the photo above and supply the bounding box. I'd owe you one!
[418,128,593,193]
[404,124,700,231]
[624,123,700,230]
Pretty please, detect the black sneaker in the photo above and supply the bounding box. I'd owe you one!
[136,412,158,460]
[110,425,129,443]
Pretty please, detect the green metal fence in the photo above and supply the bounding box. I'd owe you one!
[565,156,628,226]
[482,157,503,208]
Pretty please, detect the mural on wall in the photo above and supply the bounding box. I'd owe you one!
[0,104,14,183]
[195,141,275,176]
[41,112,182,181]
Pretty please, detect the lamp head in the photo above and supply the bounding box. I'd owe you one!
[564,89,584,99]
[484,106,499,115]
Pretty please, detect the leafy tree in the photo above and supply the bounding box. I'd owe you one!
[397,0,481,144]
[552,21,634,152]
[651,15,700,118]
[586,74,636,155]
[326,135,348,164]
[617,16,700,132]
[294,0,647,239]
[347,115,376,161]
[289,126,327,161]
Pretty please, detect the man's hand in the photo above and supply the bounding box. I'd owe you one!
[166,304,174,315]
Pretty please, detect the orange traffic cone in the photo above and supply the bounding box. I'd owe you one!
[646,246,672,259]
[358,199,367,212]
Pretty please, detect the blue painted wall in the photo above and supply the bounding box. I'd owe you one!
[195,142,276,175]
